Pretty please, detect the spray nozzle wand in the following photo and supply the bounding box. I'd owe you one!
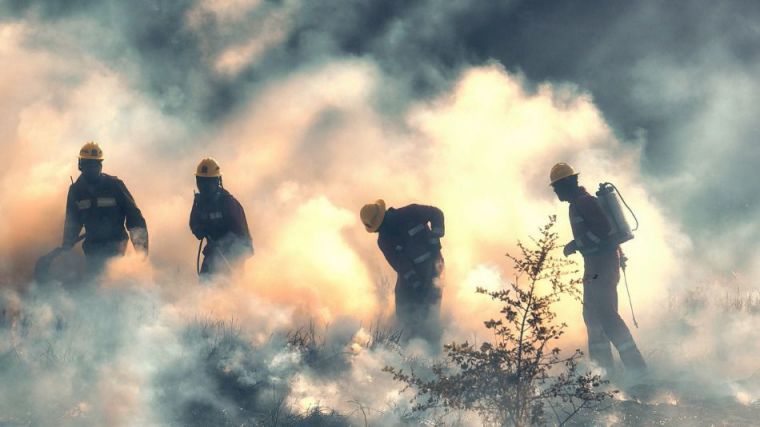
[620,253,639,328]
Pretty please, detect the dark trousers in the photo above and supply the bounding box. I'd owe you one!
[199,243,243,278]
[83,239,127,279]
[583,251,645,372]
[199,250,220,276]
[395,257,443,345]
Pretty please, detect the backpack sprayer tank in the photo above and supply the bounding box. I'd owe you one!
[596,182,638,246]
[595,182,641,328]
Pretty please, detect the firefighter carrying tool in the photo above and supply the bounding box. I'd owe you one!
[550,162,645,374]
[190,158,253,278]
[60,141,149,278]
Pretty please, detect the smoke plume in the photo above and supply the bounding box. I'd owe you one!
[1,1,758,425]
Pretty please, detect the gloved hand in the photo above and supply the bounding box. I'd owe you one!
[563,240,578,257]
[619,249,628,270]
[130,227,149,257]
[192,226,208,240]
[429,227,444,248]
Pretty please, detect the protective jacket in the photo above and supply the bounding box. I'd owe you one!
[377,204,444,344]
[190,188,253,273]
[63,174,148,256]
[377,204,444,287]
[569,187,645,371]
[569,187,617,256]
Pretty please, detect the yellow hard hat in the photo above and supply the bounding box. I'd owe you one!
[549,162,579,185]
[360,199,386,232]
[195,157,222,177]
[78,141,104,160]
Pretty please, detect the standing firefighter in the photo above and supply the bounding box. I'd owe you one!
[190,158,253,277]
[62,141,149,277]
[550,162,646,374]
[360,200,445,344]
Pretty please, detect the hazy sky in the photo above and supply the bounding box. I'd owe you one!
[2,2,759,424]
[5,1,758,276]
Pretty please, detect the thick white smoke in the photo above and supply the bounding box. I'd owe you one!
[1,5,758,425]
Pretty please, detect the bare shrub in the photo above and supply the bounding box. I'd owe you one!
[385,216,616,426]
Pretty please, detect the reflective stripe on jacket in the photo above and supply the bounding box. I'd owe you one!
[190,188,253,258]
[377,204,445,281]
[63,174,148,254]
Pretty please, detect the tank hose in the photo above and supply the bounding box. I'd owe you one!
[602,182,639,231]
[620,255,639,328]
[196,237,205,276]
[602,182,640,328]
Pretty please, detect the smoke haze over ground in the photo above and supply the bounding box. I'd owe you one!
[1,1,759,425]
